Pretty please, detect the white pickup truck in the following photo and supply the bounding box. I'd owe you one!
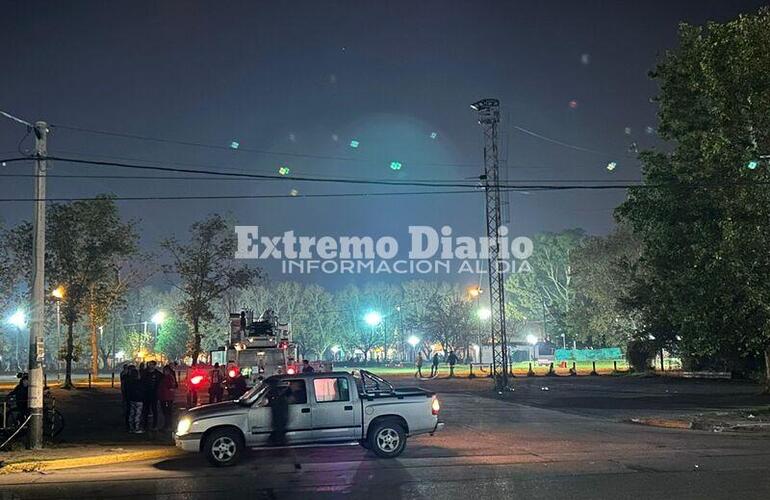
[175,370,444,466]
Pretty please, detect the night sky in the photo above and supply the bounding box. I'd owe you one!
[1,1,766,286]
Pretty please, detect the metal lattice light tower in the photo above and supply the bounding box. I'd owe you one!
[471,98,509,389]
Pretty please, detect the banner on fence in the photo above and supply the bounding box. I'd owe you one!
[554,347,623,361]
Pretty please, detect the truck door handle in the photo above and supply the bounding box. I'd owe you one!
[344,405,353,411]
[301,408,311,413]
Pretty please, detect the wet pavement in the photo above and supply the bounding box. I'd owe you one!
[2,386,770,499]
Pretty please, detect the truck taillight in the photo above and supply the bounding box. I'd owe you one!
[190,375,204,386]
[431,397,440,415]
[286,367,296,375]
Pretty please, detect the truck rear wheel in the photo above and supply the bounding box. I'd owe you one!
[204,428,244,467]
[368,419,406,458]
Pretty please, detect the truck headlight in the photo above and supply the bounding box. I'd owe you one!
[176,418,192,436]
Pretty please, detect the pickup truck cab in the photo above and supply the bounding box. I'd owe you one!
[175,370,444,466]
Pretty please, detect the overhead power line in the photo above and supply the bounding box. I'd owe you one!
[0,110,32,128]
[513,125,633,158]
[51,123,483,167]
[0,156,642,187]
[0,173,643,183]
[0,189,482,203]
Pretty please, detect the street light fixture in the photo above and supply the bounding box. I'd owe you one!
[151,311,166,325]
[364,311,382,327]
[51,286,65,300]
[477,307,491,321]
[7,310,26,329]
[526,334,538,346]
[407,335,420,347]
[7,310,26,372]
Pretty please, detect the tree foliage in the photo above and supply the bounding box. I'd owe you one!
[162,214,260,364]
[617,8,770,380]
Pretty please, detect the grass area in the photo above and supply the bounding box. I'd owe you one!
[347,360,631,378]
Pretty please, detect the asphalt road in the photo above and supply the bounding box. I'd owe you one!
[2,382,770,500]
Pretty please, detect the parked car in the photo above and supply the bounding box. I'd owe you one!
[175,370,444,466]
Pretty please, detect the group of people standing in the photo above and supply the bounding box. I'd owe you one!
[120,360,178,434]
[414,351,459,378]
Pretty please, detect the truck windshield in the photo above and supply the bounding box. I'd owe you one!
[238,381,267,405]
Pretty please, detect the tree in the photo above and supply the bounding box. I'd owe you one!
[334,285,385,361]
[617,9,770,383]
[503,230,584,346]
[567,224,642,348]
[162,214,260,364]
[154,315,189,361]
[6,197,138,387]
[87,256,150,376]
[292,284,339,360]
[412,287,475,356]
[504,272,542,343]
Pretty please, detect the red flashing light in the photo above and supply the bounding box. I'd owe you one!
[190,375,204,386]
[431,397,440,415]
[279,341,288,350]
[286,367,296,375]
[228,368,237,378]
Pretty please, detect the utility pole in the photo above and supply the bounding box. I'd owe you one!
[471,99,509,390]
[28,121,48,449]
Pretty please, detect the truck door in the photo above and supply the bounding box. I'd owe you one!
[309,376,359,442]
[285,379,314,443]
[247,379,314,445]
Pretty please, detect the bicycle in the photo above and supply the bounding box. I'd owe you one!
[1,388,65,448]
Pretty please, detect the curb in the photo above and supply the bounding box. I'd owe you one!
[0,447,184,474]
[627,417,693,430]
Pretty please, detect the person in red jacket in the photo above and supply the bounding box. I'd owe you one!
[158,365,178,432]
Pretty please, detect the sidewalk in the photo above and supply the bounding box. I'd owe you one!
[1,385,188,473]
[0,443,181,474]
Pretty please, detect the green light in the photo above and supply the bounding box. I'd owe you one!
[278,166,291,176]
[350,140,359,148]
[389,161,402,171]
[230,141,240,149]
[746,160,759,170]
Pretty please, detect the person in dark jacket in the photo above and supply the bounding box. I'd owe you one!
[447,351,458,378]
[267,381,290,446]
[141,361,163,431]
[267,379,302,470]
[125,367,145,433]
[227,373,248,400]
[415,353,424,378]
[301,360,314,374]
[8,373,29,413]
[158,365,178,432]
[119,364,131,431]
[209,363,224,403]
[430,353,440,377]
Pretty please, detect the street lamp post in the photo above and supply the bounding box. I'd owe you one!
[51,287,64,377]
[363,311,383,362]
[407,335,420,362]
[7,310,26,372]
[151,311,166,363]
[467,286,483,363]
[477,307,491,363]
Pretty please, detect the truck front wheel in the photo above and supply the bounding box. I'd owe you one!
[368,419,406,458]
[204,428,244,467]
